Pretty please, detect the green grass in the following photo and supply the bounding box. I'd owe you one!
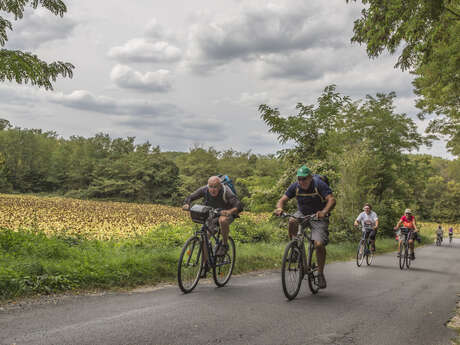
[0,226,433,302]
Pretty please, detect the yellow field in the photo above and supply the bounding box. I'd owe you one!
[0,194,270,240]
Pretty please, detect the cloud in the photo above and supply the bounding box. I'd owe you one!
[48,90,227,142]
[110,65,173,92]
[185,0,357,72]
[4,8,76,50]
[108,38,181,63]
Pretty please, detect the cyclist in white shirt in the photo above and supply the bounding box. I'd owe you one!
[354,203,379,252]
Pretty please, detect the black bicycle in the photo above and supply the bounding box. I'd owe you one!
[449,234,453,244]
[356,226,375,267]
[280,213,321,300]
[178,205,236,293]
[398,227,413,270]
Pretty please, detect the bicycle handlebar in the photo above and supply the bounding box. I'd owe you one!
[280,212,318,221]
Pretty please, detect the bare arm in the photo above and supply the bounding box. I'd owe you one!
[274,195,290,215]
[317,194,336,218]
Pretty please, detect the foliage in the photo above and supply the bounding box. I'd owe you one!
[0,0,74,89]
[347,0,460,155]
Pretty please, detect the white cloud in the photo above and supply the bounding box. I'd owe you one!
[110,65,173,92]
[108,38,181,63]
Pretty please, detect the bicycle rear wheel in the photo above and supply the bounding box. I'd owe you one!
[306,241,319,294]
[281,240,303,300]
[213,236,236,287]
[178,236,202,293]
[399,243,405,270]
[356,240,365,267]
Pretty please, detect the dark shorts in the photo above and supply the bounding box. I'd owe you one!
[362,228,376,241]
[293,211,330,245]
[206,214,235,234]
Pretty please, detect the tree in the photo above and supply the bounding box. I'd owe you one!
[0,0,74,89]
[347,0,460,154]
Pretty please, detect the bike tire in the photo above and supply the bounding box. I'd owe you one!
[356,240,365,267]
[366,243,375,266]
[399,243,405,270]
[404,245,411,269]
[213,236,236,287]
[306,241,319,294]
[281,240,303,300]
[178,236,202,293]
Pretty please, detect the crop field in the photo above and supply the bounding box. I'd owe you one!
[0,194,271,241]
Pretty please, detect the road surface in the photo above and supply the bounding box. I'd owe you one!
[1,239,459,345]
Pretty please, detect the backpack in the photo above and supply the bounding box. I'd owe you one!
[218,174,237,195]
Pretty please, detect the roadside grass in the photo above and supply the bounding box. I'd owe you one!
[1,223,436,302]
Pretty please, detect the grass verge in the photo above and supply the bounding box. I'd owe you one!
[0,227,433,302]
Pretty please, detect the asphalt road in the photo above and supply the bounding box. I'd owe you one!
[1,239,459,345]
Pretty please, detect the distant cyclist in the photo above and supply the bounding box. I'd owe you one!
[394,209,419,260]
[274,164,336,289]
[354,203,379,252]
[449,227,453,242]
[436,224,443,243]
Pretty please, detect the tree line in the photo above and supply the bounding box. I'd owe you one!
[0,86,459,238]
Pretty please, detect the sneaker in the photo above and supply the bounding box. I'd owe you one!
[216,244,229,256]
[410,253,415,260]
[317,273,327,289]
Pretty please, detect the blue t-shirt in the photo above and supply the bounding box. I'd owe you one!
[285,176,332,215]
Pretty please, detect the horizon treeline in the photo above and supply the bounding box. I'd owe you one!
[0,86,458,239]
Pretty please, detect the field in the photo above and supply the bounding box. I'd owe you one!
[0,194,271,241]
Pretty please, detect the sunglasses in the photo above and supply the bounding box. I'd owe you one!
[207,184,220,189]
[298,176,308,181]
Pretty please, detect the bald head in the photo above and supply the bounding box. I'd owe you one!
[207,176,222,197]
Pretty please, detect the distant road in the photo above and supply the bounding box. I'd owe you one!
[1,239,459,345]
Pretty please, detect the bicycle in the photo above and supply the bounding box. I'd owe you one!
[280,212,321,300]
[436,234,442,246]
[397,227,413,270]
[449,234,453,244]
[178,205,236,293]
[356,226,375,267]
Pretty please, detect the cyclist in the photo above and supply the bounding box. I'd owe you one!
[394,209,419,260]
[274,165,336,289]
[354,203,379,252]
[183,176,243,276]
[449,227,454,242]
[436,224,443,244]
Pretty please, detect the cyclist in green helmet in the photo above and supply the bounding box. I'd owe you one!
[274,165,336,289]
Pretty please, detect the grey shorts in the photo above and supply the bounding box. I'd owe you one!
[293,211,330,245]
[206,214,235,234]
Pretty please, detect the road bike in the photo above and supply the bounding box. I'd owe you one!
[178,205,236,293]
[356,227,375,267]
[280,212,321,300]
[398,227,413,270]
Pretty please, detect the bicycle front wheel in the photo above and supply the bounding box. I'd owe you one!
[406,249,411,269]
[306,241,319,294]
[399,244,405,270]
[213,236,236,287]
[366,243,375,266]
[356,240,365,267]
[281,240,303,300]
[178,236,202,293]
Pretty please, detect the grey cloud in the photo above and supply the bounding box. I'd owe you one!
[110,65,173,92]
[5,8,76,50]
[49,89,227,142]
[185,0,358,72]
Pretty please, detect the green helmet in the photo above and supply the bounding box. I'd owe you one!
[297,165,312,177]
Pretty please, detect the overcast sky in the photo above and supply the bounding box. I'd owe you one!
[0,0,452,158]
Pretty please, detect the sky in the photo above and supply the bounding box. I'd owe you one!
[0,0,453,158]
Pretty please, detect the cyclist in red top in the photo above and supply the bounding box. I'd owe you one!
[394,209,419,260]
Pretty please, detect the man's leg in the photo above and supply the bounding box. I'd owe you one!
[288,218,299,239]
[217,215,234,255]
[311,218,329,289]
